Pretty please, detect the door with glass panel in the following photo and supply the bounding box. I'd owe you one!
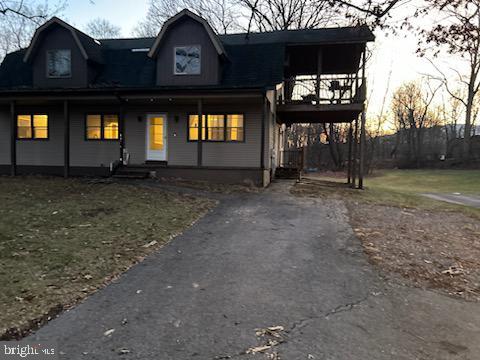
[146,114,167,161]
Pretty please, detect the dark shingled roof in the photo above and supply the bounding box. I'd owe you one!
[0,25,373,91]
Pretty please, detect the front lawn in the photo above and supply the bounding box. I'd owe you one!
[0,177,215,339]
[292,170,480,300]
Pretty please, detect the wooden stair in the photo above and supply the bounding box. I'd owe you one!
[275,167,301,179]
[112,166,151,179]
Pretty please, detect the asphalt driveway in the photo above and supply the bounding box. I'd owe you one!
[31,181,480,359]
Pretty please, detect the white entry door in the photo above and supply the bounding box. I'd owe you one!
[146,114,167,161]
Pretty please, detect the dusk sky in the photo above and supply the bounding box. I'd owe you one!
[62,0,453,128]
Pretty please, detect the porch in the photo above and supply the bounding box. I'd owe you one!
[274,40,368,188]
[0,91,270,186]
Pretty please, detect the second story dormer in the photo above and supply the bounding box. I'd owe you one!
[23,17,103,88]
[148,9,226,87]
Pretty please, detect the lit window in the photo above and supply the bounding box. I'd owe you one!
[103,115,119,140]
[17,114,48,139]
[188,115,206,141]
[226,114,244,141]
[47,49,71,78]
[174,46,201,75]
[188,114,245,142]
[207,115,225,141]
[86,114,119,140]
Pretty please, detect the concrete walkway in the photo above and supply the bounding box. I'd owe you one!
[31,182,480,359]
[423,193,480,208]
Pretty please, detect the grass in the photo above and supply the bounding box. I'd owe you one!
[365,169,480,195]
[0,176,215,338]
[298,170,480,218]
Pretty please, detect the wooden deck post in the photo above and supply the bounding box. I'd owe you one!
[10,100,16,176]
[358,46,367,189]
[63,100,70,178]
[316,48,323,102]
[197,99,203,167]
[350,116,359,188]
[347,122,353,184]
[358,109,367,189]
[260,96,266,170]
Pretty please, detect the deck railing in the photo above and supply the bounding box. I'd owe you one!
[278,74,365,105]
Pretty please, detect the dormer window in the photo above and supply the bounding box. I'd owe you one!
[47,49,71,78]
[174,45,201,75]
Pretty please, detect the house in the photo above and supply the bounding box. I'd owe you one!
[0,9,374,186]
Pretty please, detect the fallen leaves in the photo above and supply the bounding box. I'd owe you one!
[442,265,465,276]
[143,240,158,248]
[103,328,115,337]
[245,325,285,356]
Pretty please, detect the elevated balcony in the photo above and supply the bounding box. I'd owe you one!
[276,74,366,124]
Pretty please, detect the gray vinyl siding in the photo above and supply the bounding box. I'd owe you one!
[69,107,119,167]
[16,106,64,166]
[202,107,262,168]
[0,108,10,164]
[32,25,89,88]
[124,104,261,168]
[156,17,220,86]
[167,110,197,166]
[2,101,264,170]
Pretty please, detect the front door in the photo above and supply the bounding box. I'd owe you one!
[146,114,167,161]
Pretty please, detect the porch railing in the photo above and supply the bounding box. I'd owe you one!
[278,74,366,105]
[280,148,304,169]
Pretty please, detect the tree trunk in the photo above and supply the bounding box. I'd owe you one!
[463,91,474,160]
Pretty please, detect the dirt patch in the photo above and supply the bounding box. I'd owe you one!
[348,203,480,300]
[291,178,480,301]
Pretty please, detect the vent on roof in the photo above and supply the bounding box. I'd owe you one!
[131,48,150,52]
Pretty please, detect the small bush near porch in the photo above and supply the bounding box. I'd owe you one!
[0,177,214,339]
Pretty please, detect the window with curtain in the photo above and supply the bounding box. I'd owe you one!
[17,114,48,139]
[188,114,244,142]
[86,114,119,140]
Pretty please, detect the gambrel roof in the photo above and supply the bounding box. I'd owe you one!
[23,17,103,64]
[147,9,226,58]
[0,13,374,92]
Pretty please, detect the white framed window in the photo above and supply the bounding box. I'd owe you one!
[46,49,71,78]
[174,45,201,75]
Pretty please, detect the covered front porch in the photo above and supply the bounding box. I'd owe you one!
[1,90,271,186]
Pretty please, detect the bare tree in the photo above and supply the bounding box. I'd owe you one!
[85,18,121,39]
[419,0,480,160]
[240,0,410,32]
[391,80,442,166]
[239,0,340,31]
[133,0,240,37]
[0,0,66,59]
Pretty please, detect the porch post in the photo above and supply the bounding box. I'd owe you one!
[351,116,359,188]
[119,101,125,163]
[358,109,367,189]
[316,48,323,101]
[63,100,70,178]
[197,99,203,167]
[10,100,16,176]
[358,46,367,189]
[260,95,266,170]
[347,122,353,184]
